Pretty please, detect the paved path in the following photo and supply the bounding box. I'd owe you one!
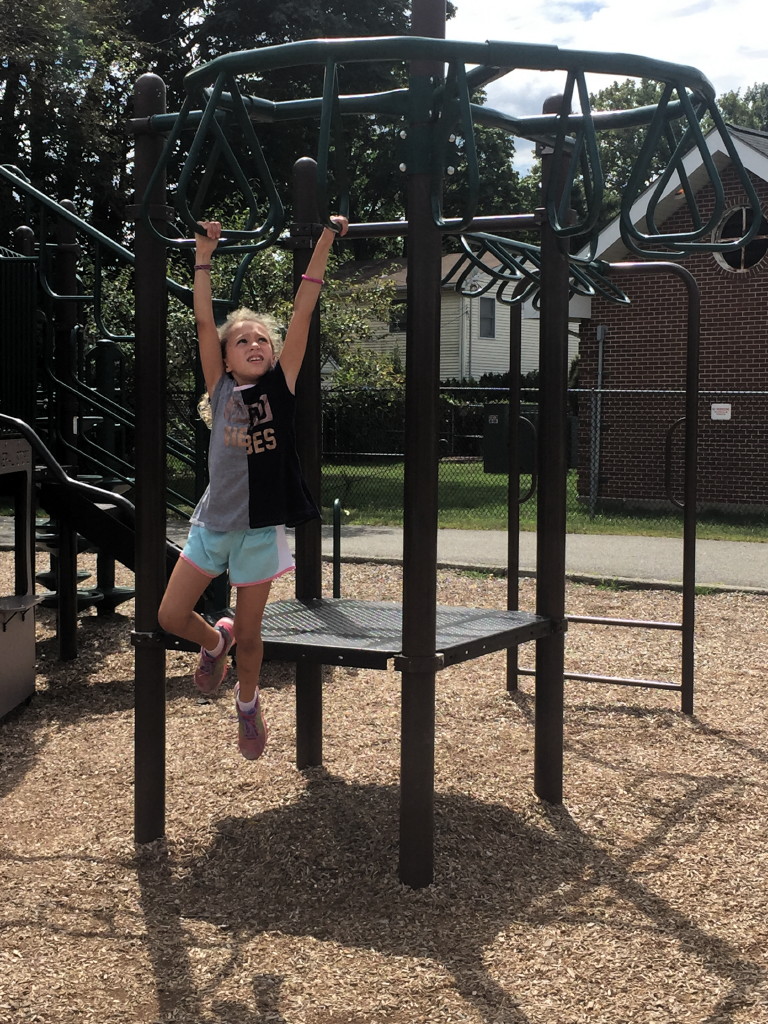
[317,525,768,592]
[2,518,765,592]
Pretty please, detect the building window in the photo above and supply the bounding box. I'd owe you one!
[389,301,407,333]
[713,206,768,272]
[479,297,496,338]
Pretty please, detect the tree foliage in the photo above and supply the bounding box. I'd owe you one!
[715,83,768,131]
[0,0,143,241]
[0,0,535,258]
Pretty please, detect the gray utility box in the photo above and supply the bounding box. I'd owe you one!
[0,436,40,719]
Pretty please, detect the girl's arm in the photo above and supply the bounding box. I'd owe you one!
[279,216,348,392]
[192,221,225,397]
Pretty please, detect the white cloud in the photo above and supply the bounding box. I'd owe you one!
[447,0,767,99]
[443,0,767,169]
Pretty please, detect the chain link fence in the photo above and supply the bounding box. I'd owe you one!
[163,382,767,538]
[318,385,768,538]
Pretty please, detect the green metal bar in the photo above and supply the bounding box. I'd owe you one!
[620,87,762,257]
[183,37,716,99]
[222,97,285,244]
[646,87,724,240]
[124,34,760,259]
[174,77,228,217]
[545,71,605,238]
[315,59,350,226]
[431,60,479,231]
[144,91,685,141]
[166,86,410,129]
[170,72,284,249]
[627,83,722,246]
[567,261,632,305]
[443,231,632,307]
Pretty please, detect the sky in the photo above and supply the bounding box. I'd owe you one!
[443,0,768,168]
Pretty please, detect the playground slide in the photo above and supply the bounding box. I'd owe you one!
[0,413,181,579]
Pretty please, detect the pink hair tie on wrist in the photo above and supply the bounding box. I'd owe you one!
[194,264,212,271]
[301,274,324,285]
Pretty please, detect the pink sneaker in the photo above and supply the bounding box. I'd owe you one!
[235,683,268,760]
[194,617,235,695]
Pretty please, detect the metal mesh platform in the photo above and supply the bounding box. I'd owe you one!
[262,597,554,669]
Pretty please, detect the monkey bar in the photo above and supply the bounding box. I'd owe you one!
[134,35,762,261]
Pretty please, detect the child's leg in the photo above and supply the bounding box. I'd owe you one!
[231,579,272,703]
[158,556,221,651]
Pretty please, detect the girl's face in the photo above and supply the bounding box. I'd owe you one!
[223,320,275,384]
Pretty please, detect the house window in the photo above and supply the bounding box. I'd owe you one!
[389,301,407,333]
[479,297,496,338]
[713,206,768,272]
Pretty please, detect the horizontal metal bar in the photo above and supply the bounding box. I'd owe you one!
[572,387,768,397]
[343,214,539,239]
[567,615,683,631]
[516,667,682,691]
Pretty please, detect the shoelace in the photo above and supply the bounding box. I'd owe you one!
[239,705,262,736]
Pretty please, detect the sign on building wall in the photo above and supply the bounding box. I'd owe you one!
[710,403,732,421]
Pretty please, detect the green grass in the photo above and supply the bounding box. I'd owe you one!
[4,460,765,544]
[321,460,768,542]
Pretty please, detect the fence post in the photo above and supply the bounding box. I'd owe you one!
[588,388,599,518]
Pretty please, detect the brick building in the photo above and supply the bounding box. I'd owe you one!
[578,125,768,511]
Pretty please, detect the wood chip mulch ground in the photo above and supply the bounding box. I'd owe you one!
[1,551,767,1024]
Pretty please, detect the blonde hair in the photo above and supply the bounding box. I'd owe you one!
[197,308,284,429]
[218,307,283,354]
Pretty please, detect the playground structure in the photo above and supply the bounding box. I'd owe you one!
[0,0,763,886]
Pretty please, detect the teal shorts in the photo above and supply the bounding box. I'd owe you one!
[180,523,294,587]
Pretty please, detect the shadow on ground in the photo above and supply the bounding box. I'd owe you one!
[135,768,760,1024]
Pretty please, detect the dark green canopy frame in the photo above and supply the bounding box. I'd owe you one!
[138,34,762,272]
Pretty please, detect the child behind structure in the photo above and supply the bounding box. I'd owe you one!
[158,216,349,759]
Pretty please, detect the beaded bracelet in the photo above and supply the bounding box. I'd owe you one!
[301,274,324,285]
[194,264,212,271]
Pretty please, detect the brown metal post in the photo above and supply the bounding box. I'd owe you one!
[131,73,169,844]
[534,98,569,805]
[398,0,446,889]
[292,157,324,767]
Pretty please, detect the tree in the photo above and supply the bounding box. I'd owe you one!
[715,83,768,131]
[0,1,464,252]
[0,0,146,242]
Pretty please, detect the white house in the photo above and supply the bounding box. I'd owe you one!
[335,253,583,381]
